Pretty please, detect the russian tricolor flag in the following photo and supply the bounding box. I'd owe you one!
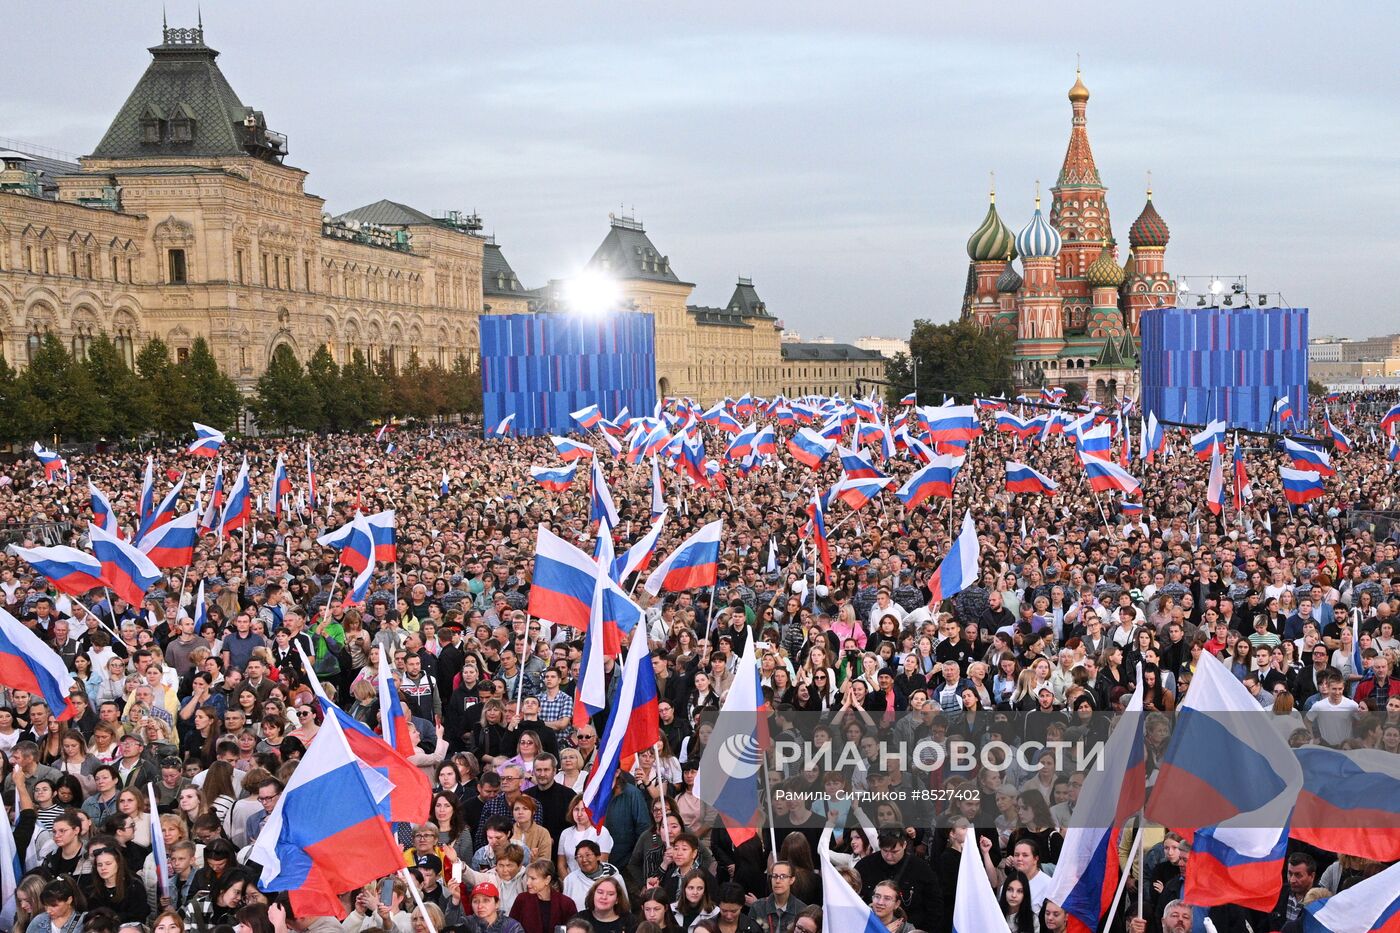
[1190,420,1227,460]
[137,472,184,543]
[1302,860,1400,933]
[376,648,414,755]
[1005,460,1057,496]
[89,480,122,538]
[590,458,620,528]
[582,621,660,827]
[1273,395,1295,427]
[1383,401,1400,434]
[808,492,832,585]
[820,825,904,933]
[694,633,768,845]
[199,463,225,536]
[270,454,292,519]
[643,520,722,596]
[921,404,980,443]
[305,446,317,511]
[753,425,777,457]
[531,464,577,492]
[137,511,199,569]
[571,404,605,431]
[895,454,964,508]
[0,606,79,720]
[1326,414,1352,453]
[1284,438,1334,476]
[552,435,595,462]
[838,444,886,480]
[220,458,253,536]
[1141,411,1165,463]
[89,522,163,607]
[995,411,1039,439]
[187,422,225,457]
[529,525,599,632]
[926,510,979,604]
[1076,422,1115,462]
[724,424,758,461]
[900,391,916,405]
[1291,747,1400,862]
[138,455,156,530]
[1281,467,1326,505]
[831,476,892,511]
[787,427,836,468]
[1206,444,1227,515]
[1083,458,1142,496]
[1045,678,1145,933]
[32,442,64,482]
[612,510,667,583]
[1145,652,1301,913]
[250,708,405,920]
[15,545,107,598]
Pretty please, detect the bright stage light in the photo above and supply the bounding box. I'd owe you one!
[565,270,620,316]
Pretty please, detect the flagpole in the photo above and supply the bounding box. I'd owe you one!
[515,627,534,721]
[96,588,127,648]
[1136,809,1146,921]
[1100,819,1145,933]
[398,867,436,932]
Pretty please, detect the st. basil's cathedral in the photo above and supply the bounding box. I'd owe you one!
[960,70,1175,400]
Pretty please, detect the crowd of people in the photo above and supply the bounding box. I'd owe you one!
[1,388,1398,933]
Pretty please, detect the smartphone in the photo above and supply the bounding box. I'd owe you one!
[452,860,464,885]
[380,878,394,903]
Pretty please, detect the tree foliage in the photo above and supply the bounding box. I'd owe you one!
[182,337,242,429]
[884,320,1014,406]
[250,344,322,434]
[0,333,484,442]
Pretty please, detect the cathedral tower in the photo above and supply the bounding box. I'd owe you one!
[1014,193,1065,363]
[1050,69,1112,333]
[963,184,1016,329]
[1122,187,1174,335]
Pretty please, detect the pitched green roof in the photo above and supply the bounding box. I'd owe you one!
[91,26,285,162]
[585,216,688,284]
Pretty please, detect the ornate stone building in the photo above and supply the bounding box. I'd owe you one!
[0,23,882,404]
[960,71,1175,401]
[0,24,489,386]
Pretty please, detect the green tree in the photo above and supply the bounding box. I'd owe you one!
[181,336,242,429]
[85,332,151,438]
[307,344,348,431]
[886,320,1014,405]
[390,350,430,420]
[1308,378,1326,398]
[0,353,31,443]
[339,349,385,429]
[444,355,482,417]
[19,333,109,440]
[251,344,321,434]
[136,338,196,436]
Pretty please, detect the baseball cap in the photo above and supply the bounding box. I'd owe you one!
[471,881,500,899]
[415,853,443,872]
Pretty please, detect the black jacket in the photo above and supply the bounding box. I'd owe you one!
[855,851,942,933]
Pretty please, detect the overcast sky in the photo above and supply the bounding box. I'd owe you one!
[5,1,1398,341]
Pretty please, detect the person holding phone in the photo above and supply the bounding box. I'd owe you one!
[344,878,412,933]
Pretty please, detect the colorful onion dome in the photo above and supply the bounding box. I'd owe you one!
[1129,191,1170,249]
[966,194,1016,262]
[1016,195,1062,260]
[1069,69,1090,104]
[996,258,1023,293]
[1086,242,1124,288]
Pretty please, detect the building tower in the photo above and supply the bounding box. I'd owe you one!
[1049,69,1112,333]
[963,184,1016,329]
[993,257,1022,335]
[1084,241,1126,339]
[1014,191,1065,377]
[1122,187,1173,335]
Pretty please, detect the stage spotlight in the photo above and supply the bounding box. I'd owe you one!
[564,270,620,316]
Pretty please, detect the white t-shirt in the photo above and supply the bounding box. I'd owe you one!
[1308,696,1360,746]
[558,825,615,874]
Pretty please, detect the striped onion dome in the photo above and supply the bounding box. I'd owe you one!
[1129,191,1170,249]
[996,258,1023,293]
[966,195,1016,262]
[1086,242,1125,288]
[1016,197,1062,259]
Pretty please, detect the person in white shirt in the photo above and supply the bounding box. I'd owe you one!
[867,589,906,631]
[1307,673,1359,746]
